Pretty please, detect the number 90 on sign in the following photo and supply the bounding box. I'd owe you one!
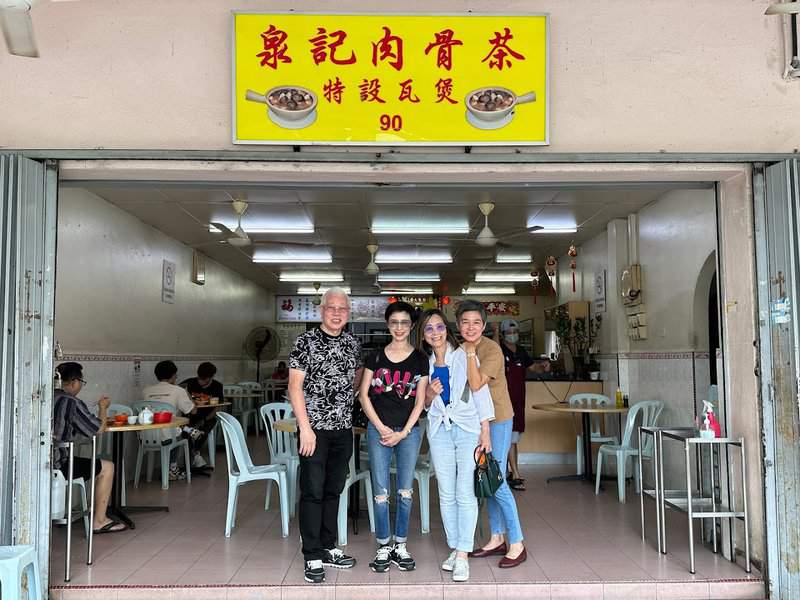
[379,114,403,131]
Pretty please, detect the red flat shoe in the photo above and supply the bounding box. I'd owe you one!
[469,543,508,558]
[498,547,527,568]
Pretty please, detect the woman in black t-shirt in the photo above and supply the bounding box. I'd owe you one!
[358,301,429,574]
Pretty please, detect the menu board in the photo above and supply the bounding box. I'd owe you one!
[277,296,390,322]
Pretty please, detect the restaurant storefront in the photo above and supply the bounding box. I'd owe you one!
[1,1,799,598]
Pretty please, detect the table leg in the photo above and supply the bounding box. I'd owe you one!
[582,412,593,482]
[108,432,170,529]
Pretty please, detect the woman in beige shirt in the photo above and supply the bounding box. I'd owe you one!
[457,299,527,569]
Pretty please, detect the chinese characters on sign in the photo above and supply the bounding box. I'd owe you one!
[234,14,548,144]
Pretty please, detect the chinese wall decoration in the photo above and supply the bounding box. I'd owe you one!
[233,13,549,145]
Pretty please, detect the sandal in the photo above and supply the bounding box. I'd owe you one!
[509,478,526,491]
[93,520,128,534]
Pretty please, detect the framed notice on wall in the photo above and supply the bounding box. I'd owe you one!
[277,296,390,322]
[232,12,549,145]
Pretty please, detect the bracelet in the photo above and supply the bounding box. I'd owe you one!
[466,352,477,358]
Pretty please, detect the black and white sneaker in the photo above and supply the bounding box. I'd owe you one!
[391,542,416,571]
[322,547,356,569]
[304,559,325,583]
[369,545,392,573]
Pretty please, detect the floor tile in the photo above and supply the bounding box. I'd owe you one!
[656,581,710,599]
[603,581,658,599]
[707,580,765,599]
[496,583,551,599]
[550,582,604,599]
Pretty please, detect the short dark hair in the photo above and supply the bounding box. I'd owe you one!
[56,362,83,384]
[154,360,178,381]
[415,308,459,356]
[278,361,287,369]
[456,299,487,324]
[197,362,217,379]
[385,300,417,323]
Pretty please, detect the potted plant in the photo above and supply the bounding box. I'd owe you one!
[587,357,601,380]
[553,306,602,380]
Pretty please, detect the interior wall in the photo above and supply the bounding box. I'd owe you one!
[54,187,275,406]
[0,0,797,152]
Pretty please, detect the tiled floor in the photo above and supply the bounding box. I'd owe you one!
[49,435,763,600]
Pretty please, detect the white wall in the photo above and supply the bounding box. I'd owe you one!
[55,187,275,406]
[0,0,797,152]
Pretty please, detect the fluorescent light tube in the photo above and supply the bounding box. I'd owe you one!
[297,286,351,295]
[371,225,470,234]
[533,227,577,234]
[380,287,434,295]
[475,272,533,282]
[280,272,343,282]
[495,252,532,264]
[253,247,332,264]
[209,224,315,234]
[375,249,452,264]
[377,272,440,282]
[462,285,516,295]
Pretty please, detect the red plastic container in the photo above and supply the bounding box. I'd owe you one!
[153,411,173,424]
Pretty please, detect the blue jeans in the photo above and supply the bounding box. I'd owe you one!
[428,423,479,553]
[486,419,524,544]
[367,422,421,545]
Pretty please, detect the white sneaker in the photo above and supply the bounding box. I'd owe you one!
[192,453,207,468]
[452,557,469,582]
[441,550,458,572]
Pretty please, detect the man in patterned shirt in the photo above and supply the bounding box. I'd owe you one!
[288,287,362,583]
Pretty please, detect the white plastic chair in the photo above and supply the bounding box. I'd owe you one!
[411,420,435,534]
[238,381,265,432]
[0,545,43,600]
[131,400,191,490]
[226,384,259,437]
[259,403,299,517]
[569,393,618,475]
[595,400,664,502]
[338,436,375,547]
[217,412,289,538]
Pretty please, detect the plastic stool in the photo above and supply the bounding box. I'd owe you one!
[0,545,43,600]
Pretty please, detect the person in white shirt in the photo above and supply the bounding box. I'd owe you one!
[417,309,494,583]
[142,360,197,480]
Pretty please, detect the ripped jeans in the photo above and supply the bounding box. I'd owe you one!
[366,422,421,545]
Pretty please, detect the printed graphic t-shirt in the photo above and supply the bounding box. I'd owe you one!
[289,327,362,430]
[180,377,225,402]
[366,348,430,428]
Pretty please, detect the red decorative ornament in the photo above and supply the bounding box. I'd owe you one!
[545,256,558,296]
[442,295,451,305]
[388,296,397,303]
[568,244,578,292]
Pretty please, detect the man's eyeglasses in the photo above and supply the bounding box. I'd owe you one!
[388,319,412,329]
[77,378,87,385]
[323,305,349,313]
[423,323,447,334]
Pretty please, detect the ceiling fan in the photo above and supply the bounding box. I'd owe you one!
[210,199,251,247]
[1,0,74,58]
[364,243,379,275]
[474,202,544,248]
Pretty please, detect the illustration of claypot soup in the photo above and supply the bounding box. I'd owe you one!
[245,86,317,129]
[465,87,536,128]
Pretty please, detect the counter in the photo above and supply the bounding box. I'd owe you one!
[517,380,605,454]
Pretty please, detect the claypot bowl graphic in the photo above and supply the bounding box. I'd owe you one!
[465,86,536,122]
[245,86,317,121]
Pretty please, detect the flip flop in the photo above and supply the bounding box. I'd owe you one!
[509,478,526,491]
[93,520,128,534]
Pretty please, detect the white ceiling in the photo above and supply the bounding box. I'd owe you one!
[77,183,707,295]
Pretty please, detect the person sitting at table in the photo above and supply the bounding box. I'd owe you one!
[142,360,198,479]
[271,361,289,380]
[53,362,128,534]
[180,361,224,469]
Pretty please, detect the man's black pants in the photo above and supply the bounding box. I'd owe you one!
[298,428,353,561]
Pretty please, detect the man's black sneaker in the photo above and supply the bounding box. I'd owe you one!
[369,545,392,573]
[391,542,416,571]
[304,559,325,583]
[323,547,356,569]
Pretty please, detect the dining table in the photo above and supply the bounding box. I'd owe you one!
[104,416,189,529]
[532,402,629,484]
[272,418,368,534]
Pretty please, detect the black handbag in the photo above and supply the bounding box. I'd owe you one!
[474,447,504,499]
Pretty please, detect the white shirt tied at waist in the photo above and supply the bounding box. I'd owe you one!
[426,344,495,437]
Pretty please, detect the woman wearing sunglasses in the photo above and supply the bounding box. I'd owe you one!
[417,308,494,583]
[358,301,429,574]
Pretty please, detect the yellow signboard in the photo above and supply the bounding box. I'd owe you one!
[232,13,549,145]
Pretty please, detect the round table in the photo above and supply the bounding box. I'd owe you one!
[104,416,189,529]
[533,403,629,483]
